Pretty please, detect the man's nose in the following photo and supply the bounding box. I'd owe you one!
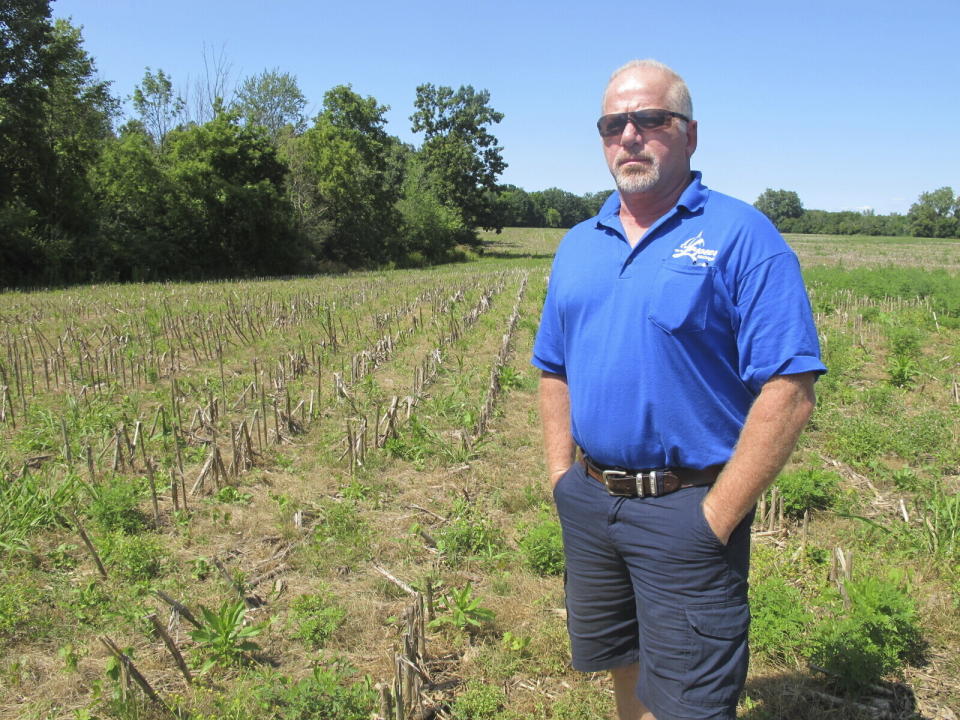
[620,119,643,145]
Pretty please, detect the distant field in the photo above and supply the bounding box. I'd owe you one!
[1,229,958,719]
[482,227,960,271]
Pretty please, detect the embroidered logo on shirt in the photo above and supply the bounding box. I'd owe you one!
[672,231,717,265]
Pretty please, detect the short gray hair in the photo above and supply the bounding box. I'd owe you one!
[603,59,693,120]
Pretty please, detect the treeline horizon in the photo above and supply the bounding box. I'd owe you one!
[1,2,621,291]
[4,3,956,292]
[753,187,960,239]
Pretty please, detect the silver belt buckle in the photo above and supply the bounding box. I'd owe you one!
[601,468,631,496]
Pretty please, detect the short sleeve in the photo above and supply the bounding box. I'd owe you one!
[531,266,567,376]
[734,252,826,393]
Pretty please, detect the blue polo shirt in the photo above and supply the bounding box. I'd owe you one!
[532,172,826,470]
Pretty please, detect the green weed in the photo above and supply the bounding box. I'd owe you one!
[213,485,253,504]
[429,583,495,635]
[100,532,167,581]
[914,485,960,560]
[0,574,31,640]
[87,475,150,534]
[887,355,920,388]
[288,590,346,649]
[517,516,564,576]
[253,663,376,720]
[435,499,506,567]
[311,499,371,568]
[189,599,265,674]
[0,469,80,554]
[749,574,813,661]
[808,573,923,694]
[774,468,841,518]
[450,680,506,719]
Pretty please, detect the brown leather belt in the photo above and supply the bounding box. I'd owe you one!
[582,456,722,498]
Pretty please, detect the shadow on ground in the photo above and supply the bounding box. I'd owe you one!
[741,672,925,720]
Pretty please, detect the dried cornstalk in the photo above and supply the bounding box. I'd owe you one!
[147,613,192,684]
[99,636,176,717]
[72,513,108,579]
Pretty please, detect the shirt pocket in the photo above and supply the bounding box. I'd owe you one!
[648,263,715,335]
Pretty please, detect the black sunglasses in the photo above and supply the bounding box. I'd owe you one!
[596,109,690,138]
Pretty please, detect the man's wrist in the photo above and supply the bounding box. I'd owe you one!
[701,494,736,545]
[549,465,571,486]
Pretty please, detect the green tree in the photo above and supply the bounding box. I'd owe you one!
[754,188,804,230]
[533,187,590,227]
[161,109,301,277]
[234,68,306,140]
[582,190,611,218]
[396,148,467,265]
[1,7,117,287]
[132,67,184,150]
[410,83,506,242]
[495,185,539,227]
[908,187,958,238]
[302,85,402,267]
[90,122,177,280]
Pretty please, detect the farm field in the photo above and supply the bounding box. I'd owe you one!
[1,229,959,720]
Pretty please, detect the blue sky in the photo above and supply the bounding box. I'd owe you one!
[53,0,959,215]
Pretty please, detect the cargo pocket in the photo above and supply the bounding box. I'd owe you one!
[682,600,750,707]
[648,264,715,334]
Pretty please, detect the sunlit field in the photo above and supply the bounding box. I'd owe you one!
[1,230,957,719]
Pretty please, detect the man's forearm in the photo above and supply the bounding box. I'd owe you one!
[539,371,575,487]
[702,372,817,543]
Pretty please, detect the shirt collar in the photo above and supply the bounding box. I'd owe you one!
[596,171,708,230]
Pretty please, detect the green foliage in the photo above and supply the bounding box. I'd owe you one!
[497,365,531,391]
[87,475,149,533]
[411,83,506,237]
[103,645,136,701]
[255,664,376,720]
[386,417,477,468]
[809,574,922,693]
[891,467,922,492]
[288,590,346,648]
[805,266,960,319]
[131,68,182,149]
[234,68,306,139]
[100,531,166,581]
[754,188,804,229]
[68,578,111,625]
[396,150,469,264]
[435,499,506,567]
[749,574,812,660]
[428,583,495,634]
[0,573,31,640]
[517,517,564,575]
[302,85,402,268]
[450,680,507,719]
[311,498,371,567]
[0,468,79,554]
[914,484,960,560]
[0,10,117,288]
[213,485,253,505]
[189,599,264,674]
[887,355,919,387]
[908,186,959,238]
[774,468,841,518]
[885,326,923,357]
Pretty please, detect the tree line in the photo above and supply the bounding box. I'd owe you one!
[754,187,960,238]
[0,1,612,289]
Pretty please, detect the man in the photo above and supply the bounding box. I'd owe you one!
[532,59,826,720]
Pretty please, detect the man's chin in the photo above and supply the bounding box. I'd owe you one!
[615,172,658,194]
